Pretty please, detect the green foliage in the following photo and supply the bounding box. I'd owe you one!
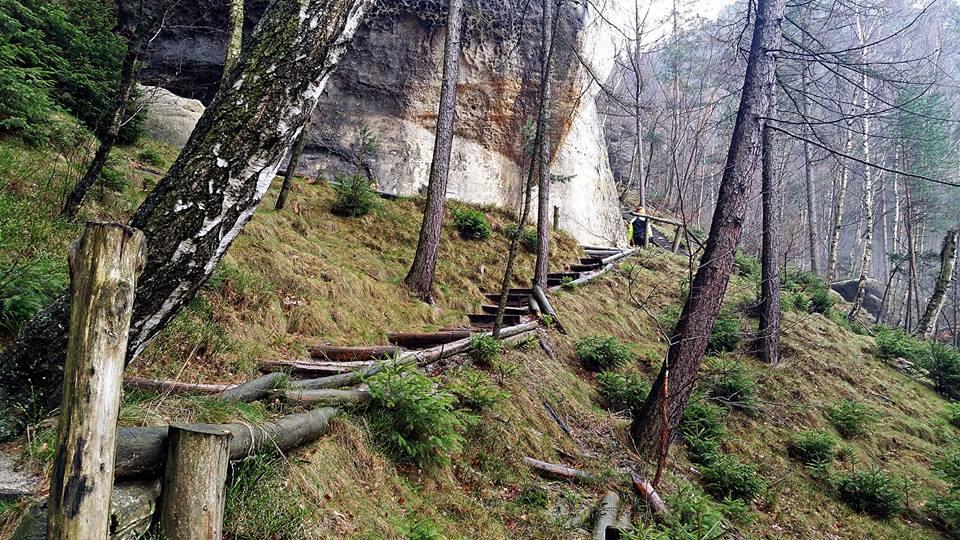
[574,335,636,371]
[138,147,165,166]
[781,268,834,314]
[923,343,960,400]
[825,400,876,438]
[787,430,837,465]
[929,450,960,536]
[874,326,929,363]
[708,311,742,355]
[701,454,767,501]
[782,291,811,312]
[596,371,650,413]
[446,368,507,412]
[98,163,128,192]
[400,518,444,540]
[0,256,66,333]
[504,223,537,251]
[224,454,308,539]
[468,333,502,366]
[680,399,727,465]
[365,364,466,466]
[516,484,549,508]
[733,250,761,283]
[186,396,266,425]
[934,450,960,487]
[702,358,757,411]
[944,402,960,428]
[331,174,378,217]
[452,208,491,240]
[622,484,727,539]
[835,468,904,518]
[808,286,836,314]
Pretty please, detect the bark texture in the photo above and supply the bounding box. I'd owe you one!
[159,426,231,540]
[759,126,781,364]
[48,224,146,539]
[629,0,786,457]
[532,0,555,289]
[275,123,312,210]
[403,0,465,303]
[0,0,374,439]
[916,230,958,338]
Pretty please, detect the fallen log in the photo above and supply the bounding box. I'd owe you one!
[216,372,284,402]
[532,286,566,334]
[114,407,336,480]
[630,471,670,518]
[387,330,471,348]
[276,389,371,406]
[291,321,539,390]
[124,377,236,395]
[593,491,621,540]
[523,457,594,483]
[421,328,538,375]
[547,248,639,293]
[308,345,401,361]
[260,359,375,375]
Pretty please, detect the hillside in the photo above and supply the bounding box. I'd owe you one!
[2,132,959,538]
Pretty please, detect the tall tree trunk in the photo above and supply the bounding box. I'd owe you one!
[629,0,786,458]
[403,0,465,303]
[848,37,874,321]
[916,230,958,338]
[800,62,820,275]
[275,123,312,210]
[61,27,145,217]
[533,0,555,288]
[759,125,781,364]
[0,0,374,440]
[223,0,244,80]
[825,128,853,285]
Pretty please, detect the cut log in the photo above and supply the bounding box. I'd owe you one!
[308,345,401,361]
[387,330,471,348]
[260,359,375,375]
[570,263,602,272]
[532,286,566,334]
[592,491,620,540]
[523,457,594,483]
[125,377,236,395]
[114,407,336,480]
[159,426,231,539]
[483,292,530,307]
[216,372,284,402]
[277,389,371,406]
[630,471,670,518]
[48,223,145,540]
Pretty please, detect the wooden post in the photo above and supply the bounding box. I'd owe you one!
[553,205,560,231]
[592,491,620,540]
[47,223,145,539]
[159,425,232,539]
[671,224,682,253]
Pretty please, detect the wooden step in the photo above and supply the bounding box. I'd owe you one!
[387,330,471,348]
[570,263,601,272]
[484,292,530,307]
[308,345,401,361]
[480,304,530,316]
[548,272,581,280]
[467,313,522,328]
[579,257,604,265]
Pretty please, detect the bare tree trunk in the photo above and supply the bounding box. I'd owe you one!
[825,128,853,285]
[916,230,958,338]
[404,0,465,303]
[904,185,918,329]
[223,0,244,79]
[275,123,311,210]
[759,125,781,364]
[800,62,820,275]
[848,34,874,321]
[0,0,374,440]
[630,0,786,458]
[533,0,555,288]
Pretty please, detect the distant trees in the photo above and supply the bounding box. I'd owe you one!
[405,0,466,303]
[0,0,375,439]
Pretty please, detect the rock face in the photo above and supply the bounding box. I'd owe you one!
[831,278,885,320]
[137,85,205,148]
[134,0,628,245]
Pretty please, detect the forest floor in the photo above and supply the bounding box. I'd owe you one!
[0,133,957,539]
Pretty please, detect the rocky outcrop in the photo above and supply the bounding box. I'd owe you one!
[831,278,885,320]
[133,0,629,245]
[137,85,205,148]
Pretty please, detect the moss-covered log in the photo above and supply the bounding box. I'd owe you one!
[0,0,375,439]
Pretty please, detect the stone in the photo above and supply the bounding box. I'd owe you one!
[137,85,205,148]
[830,278,885,320]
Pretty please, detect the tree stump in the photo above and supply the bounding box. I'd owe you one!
[159,425,232,539]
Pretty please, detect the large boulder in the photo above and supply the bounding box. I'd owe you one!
[138,85,204,148]
[831,278,885,320]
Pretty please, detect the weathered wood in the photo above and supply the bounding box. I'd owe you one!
[277,389,371,406]
[523,457,594,483]
[216,372,284,402]
[387,330,472,348]
[261,359,375,375]
[114,407,336,480]
[532,286,566,334]
[592,491,620,540]
[13,480,162,540]
[630,471,670,518]
[308,345,402,361]
[125,377,236,395]
[159,426,231,539]
[48,223,146,540]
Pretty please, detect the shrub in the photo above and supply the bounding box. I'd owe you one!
[224,454,308,539]
[452,208,491,240]
[574,335,636,371]
[808,286,835,314]
[703,358,757,411]
[98,164,128,192]
[708,311,742,355]
[944,402,960,428]
[934,451,960,487]
[680,399,727,465]
[365,364,466,466]
[787,430,837,465]
[520,228,538,252]
[825,400,876,438]
[923,343,960,400]
[468,334,502,366]
[927,494,960,537]
[331,174,378,217]
[835,468,903,518]
[400,518,444,540]
[447,368,507,412]
[734,250,761,282]
[516,485,549,508]
[874,326,929,363]
[596,371,650,413]
[782,291,811,312]
[701,454,767,501]
[138,147,165,166]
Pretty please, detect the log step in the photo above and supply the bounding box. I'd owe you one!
[548,272,581,280]
[308,345,401,361]
[261,360,375,375]
[480,304,530,316]
[387,330,472,348]
[570,263,602,272]
[467,313,522,328]
[580,257,605,265]
[484,293,530,307]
